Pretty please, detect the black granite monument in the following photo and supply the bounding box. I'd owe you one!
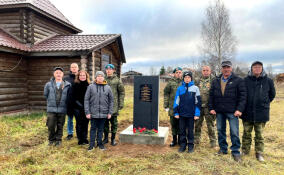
[133,76,159,130]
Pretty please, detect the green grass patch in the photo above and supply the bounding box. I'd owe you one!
[0,85,283,174]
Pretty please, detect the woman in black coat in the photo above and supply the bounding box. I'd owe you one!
[72,70,90,145]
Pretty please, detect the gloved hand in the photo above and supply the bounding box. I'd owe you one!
[165,108,169,112]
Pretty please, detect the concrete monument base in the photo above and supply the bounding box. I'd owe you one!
[119,125,169,145]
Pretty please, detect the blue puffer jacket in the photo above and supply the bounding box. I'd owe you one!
[173,81,201,118]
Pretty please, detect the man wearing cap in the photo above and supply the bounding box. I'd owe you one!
[164,67,183,147]
[64,63,79,140]
[102,64,125,146]
[194,66,217,148]
[44,67,71,146]
[208,60,247,162]
[241,61,275,162]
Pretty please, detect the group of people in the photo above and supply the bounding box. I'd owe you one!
[44,63,125,151]
[164,60,275,162]
[44,59,275,162]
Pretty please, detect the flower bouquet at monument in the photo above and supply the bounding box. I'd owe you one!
[133,127,158,135]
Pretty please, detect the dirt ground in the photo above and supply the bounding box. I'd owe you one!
[104,119,173,157]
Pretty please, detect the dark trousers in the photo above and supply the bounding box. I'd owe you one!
[179,116,195,148]
[46,112,66,141]
[74,109,89,142]
[170,116,179,136]
[90,118,106,147]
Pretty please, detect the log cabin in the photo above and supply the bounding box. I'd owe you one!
[0,0,126,114]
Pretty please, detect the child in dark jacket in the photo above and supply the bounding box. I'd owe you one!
[173,71,201,153]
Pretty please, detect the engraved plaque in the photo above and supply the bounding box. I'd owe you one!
[139,84,152,102]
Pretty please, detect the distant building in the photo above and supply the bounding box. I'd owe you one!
[0,0,126,114]
[160,74,172,83]
[121,70,142,84]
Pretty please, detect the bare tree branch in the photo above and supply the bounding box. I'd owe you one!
[199,0,237,74]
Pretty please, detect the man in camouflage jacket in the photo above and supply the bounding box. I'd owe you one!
[103,64,125,146]
[164,67,183,147]
[194,66,217,147]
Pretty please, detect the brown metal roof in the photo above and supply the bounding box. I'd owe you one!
[31,34,120,52]
[0,29,125,63]
[0,0,82,33]
[0,29,29,51]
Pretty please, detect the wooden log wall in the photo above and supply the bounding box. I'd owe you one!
[33,13,74,42]
[27,57,81,110]
[88,46,123,81]
[87,51,101,81]
[0,52,28,113]
[102,46,121,77]
[0,11,21,40]
[0,9,76,44]
[110,42,122,77]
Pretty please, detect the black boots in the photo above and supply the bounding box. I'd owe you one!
[102,132,109,144]
[66,134,73,140]
[256,153,265,162]
[103,132,117,146]
[111,133,117,146]
[188,145,194,153]
[178,146,186,152]
[170,135,177,147]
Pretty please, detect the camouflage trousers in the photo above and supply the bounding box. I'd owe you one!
[170,116,179,136]
[104,115,118,134]
[242,121,266,154]
[194,107,216,144]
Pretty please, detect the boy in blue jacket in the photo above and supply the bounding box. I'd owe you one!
[173,71,201,153]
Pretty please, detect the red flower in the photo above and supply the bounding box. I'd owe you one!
[133,128,136,133]
[142,127,146,131]
[153,129,158,133]
[139,129,143,133]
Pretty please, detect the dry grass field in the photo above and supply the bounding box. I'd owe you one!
[0,83,283,175]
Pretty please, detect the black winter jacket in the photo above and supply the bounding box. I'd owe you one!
[64,72,76,115]
[242,71,276,122]
[208,73,247,113]
[64,72,76,85]
[72,81,89,111]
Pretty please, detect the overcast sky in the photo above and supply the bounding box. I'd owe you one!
[50,0,284,74]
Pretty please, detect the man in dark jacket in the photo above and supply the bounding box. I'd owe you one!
[242,61,276,162]
[64,63,79,140]
[44,67,71,146]
[209,60,247,162]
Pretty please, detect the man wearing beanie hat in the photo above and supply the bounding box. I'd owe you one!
[208,60,247,162]
[84,71,114,151]
[164,67,183,147]
[102,64,125,146]
[44,67,71,146]
[173,71,201,153]
[241,61,275,162]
